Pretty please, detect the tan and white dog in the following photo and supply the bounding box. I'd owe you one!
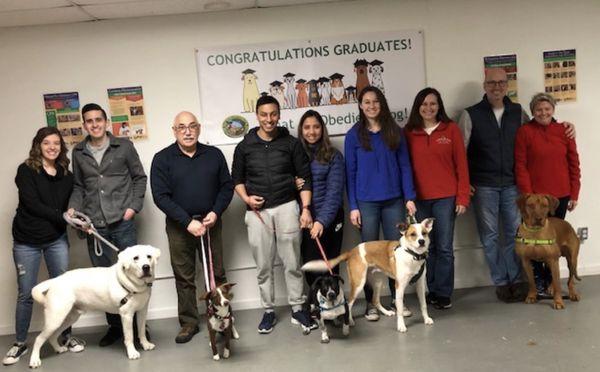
[303,219,434,333]
[28,245,161,368]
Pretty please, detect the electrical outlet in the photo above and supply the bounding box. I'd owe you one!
[577,227,588,243]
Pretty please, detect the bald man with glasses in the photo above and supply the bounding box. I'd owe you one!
[151,111,233,343]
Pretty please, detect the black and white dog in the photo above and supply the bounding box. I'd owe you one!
[308,275,350,343]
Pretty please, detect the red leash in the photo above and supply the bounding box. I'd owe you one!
[315,236,334,276]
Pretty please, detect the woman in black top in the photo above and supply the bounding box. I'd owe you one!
[3,127,83,366]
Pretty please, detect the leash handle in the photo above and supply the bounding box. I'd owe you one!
[315,237,334,275]
[406,211,417,225]
[63,211,121,254]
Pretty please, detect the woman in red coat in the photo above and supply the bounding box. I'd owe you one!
[404,87,470,310]
[515,92,581,295]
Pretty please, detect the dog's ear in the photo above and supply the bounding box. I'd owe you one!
[118,250,132,270]
[312,276,325,290]
[545,194,560,216]
[333,274,345,285]
[517,193,530,214]
[222,283,237,291]
[422,218,435,232]
[396,222,409,235]
[200,291,211,301]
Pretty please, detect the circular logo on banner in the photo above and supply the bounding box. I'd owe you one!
[222,115,249,138]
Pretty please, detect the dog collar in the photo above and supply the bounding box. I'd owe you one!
[118,282,152,307]
[317,292,346,312]
[403,247,428,261]
[515,236,555,245]
[207,302,232,321]
[520,222,546,232]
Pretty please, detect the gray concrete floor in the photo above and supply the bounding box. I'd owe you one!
[3,276,600,371]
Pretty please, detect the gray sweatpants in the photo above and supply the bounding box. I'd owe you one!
[245,200,305,311]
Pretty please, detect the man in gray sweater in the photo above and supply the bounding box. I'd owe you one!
[68,103,147,346]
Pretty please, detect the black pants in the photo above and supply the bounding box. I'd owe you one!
[301,209,344,287]
[532,196,569,291]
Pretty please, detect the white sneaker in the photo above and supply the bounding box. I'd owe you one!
[3,343,27,365]
[364,305,380,321]
[65,337,86,353]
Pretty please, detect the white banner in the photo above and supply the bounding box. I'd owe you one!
[196,30,425,145]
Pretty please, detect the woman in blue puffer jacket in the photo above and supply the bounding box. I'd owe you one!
[296,110,345,286]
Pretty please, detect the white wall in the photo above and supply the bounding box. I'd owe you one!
[1,0,598,335]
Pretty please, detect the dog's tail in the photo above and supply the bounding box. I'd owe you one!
[301,251,351,272]
[31,278,54,306]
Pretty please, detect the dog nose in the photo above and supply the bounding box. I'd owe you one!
[142,264,150,273]
[418,239,425,246]
[223,299,229,306]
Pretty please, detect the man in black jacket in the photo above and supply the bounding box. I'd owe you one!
[151,111,233,343]
[232,95,315,334]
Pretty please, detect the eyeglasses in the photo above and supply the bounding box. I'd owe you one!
[484,80,508,87]
[173,123,200,133]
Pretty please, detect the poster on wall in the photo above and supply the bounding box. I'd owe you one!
[543,49,576,102]
[483,54,518,102]
[196,30,425,145]
[107,86,148,139]
[43,92,83,146]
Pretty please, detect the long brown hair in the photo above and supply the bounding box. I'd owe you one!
[297,110,335,163]
[357,86,400,151]
[25,127,70,173]
[405,87,451,131]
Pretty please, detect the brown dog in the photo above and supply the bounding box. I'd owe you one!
[515,194,581,309]
[201,283,239,361]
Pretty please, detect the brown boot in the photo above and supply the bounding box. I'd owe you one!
[175,325,199,344]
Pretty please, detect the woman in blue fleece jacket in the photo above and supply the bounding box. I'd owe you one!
[296,110,345,287]
[345,86,417,321]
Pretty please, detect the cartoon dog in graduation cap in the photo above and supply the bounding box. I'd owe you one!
[369,60,385,94]
[283,72,297,109]
[242,68,260,112]
[329,73,347,105]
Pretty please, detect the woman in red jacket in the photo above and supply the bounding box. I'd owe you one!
[515,92,581,295]
[404,87,470,310]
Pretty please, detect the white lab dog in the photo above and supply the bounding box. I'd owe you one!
[29,245,161,368]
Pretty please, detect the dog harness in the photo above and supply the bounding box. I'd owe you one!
[398,246,427,285]
[515,222,555,246]
[317,292,347,320]
[207,303,232,332]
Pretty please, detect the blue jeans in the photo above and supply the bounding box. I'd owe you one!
[86,218,137,328]
[358,197,405,301]
[13,234,69,342]
[472,186,522,286]
[416,197,456,298]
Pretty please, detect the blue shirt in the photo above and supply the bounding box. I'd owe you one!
[344,123,416,210]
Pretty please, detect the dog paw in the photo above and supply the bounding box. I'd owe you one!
[553,301,565,310]
[29,357,42,368]
[127,349,141,360]
[342,324,350,336]
[381,309,395,317]
[569,292,581,302]
[56,346,68,354]
[212,354,221,361]
[141,341,155,351]
[424,317,434,325]
[223,349,230,359]
[397,325,408,333]
[320,335,330,343]
[525,295,538,304]
[349,318,356,327]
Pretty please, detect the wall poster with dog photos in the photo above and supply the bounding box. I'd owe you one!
[107,86,148,140]
[43,91,84,147]
[195,30,425,145]
[543,49,576,103]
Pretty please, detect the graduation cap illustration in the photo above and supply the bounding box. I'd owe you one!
[345,86,357,91]
[354,59,369,67]
[317,77,330,83]
[329,73,344,80]
[308,79,318,84]
[242,68,256,74]
[369,60,384,66]
[296,78,307,83]
[270,80,284,86]
[260,91,269,96]
[283,72,296,77]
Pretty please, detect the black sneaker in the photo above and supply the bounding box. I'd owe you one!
[99,326,123,347]
[258,312,277,334]
[495,285,512,303]
[3,343,27,366]
[434,296,452,310]
[426,293,438,305]
[291,310,317,334]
